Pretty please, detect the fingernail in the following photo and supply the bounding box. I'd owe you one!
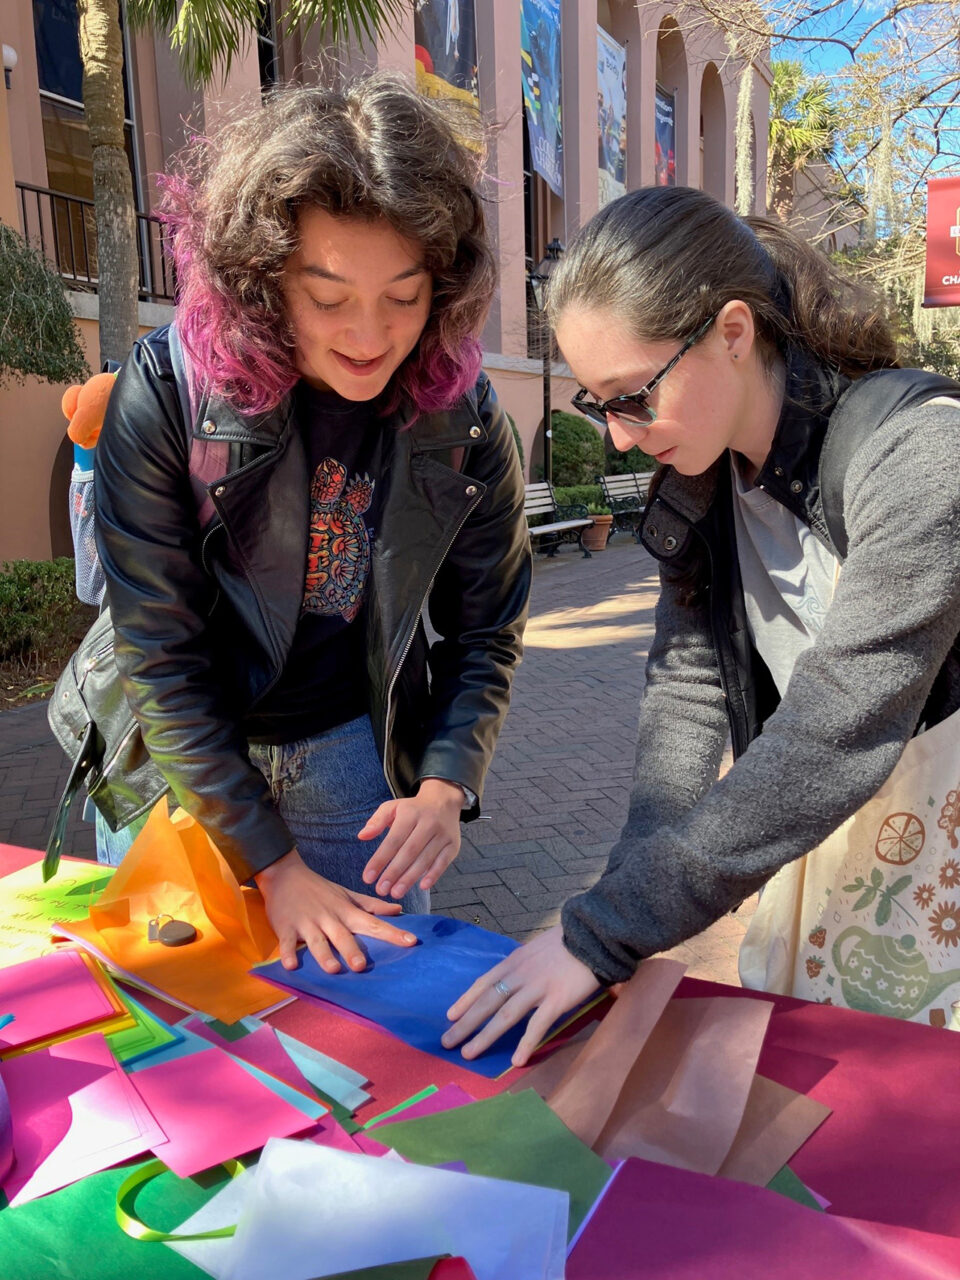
[404,933,416,944]
[392,886,405,899]
[421,878,433,890]
[350,956,365,970]
[377,881,391,896]
[323,960,340,973]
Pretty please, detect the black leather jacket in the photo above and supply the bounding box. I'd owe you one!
[95,328,531,881]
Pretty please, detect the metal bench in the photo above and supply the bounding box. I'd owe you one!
[524,482,594,558]
[597,471,656,541]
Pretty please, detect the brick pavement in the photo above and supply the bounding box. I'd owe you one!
[0,535,753,985]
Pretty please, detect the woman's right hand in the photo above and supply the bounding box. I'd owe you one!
[255,849,418,973]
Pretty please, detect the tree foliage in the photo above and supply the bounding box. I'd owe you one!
[550,411,607,487]
[127,0,408,86]
[768,59,837,222]
[0,225,89,389]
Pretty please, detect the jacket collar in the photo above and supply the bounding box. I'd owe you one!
[194,386,487,454]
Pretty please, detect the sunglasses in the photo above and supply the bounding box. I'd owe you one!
[570,315,717,427]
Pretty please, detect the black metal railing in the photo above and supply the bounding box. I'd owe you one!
[15,181,175,304]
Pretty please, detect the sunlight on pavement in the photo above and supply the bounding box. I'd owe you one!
[523,589,658,650]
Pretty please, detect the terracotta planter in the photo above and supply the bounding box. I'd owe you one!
[582,513,613,551]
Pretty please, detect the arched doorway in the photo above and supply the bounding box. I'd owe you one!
[48,435,75,560]
[699,62,726,200]
[655,19,687,185]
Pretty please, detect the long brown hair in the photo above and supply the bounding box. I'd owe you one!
[545,186,897,375]
[161,73,496,415]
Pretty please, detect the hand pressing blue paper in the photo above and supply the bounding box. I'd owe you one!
[255,915,523,1077]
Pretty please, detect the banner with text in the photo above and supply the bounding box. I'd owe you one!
[655,86,676,187]
[521,0,563,197]
[597,27,627,207]
[414,0,480,112]
[923,175,960,307]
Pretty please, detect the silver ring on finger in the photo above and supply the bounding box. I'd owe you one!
[494,978,512,999]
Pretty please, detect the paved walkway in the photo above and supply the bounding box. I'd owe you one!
[0,536,753,985]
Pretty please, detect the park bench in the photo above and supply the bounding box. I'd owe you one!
[524,482,594,558]
[597,470,656,541]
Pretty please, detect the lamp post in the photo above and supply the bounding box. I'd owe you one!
[528,238,564,487]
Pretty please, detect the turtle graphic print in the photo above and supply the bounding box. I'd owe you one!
[303,457,375,622]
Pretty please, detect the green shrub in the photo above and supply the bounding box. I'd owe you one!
[586,502,612,515]
[553,484,603,508]
[0,225,89,388]
[506,412,525,474]
[604,444,658,475]
[551,410,606,486]
[0,559,95,668]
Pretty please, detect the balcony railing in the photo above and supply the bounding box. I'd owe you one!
[15,181,175,305]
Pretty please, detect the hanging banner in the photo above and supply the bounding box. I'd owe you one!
[414,0,480,112]
[923,175,960,308]
[654,86,676,187]
[597,27,627,208]
[521,0,563,197]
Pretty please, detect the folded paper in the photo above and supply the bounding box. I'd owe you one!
[566,1157,960,1279]
[0,949,133,1057]
[129,1045,316,1178]
[60,802,282,1024]
[168,1136,569,1280]
[372,1089,611,1241]
[256,915,524,1077]
[1,1031,166,1206]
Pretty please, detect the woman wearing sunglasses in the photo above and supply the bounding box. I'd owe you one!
[444,185,960,1063]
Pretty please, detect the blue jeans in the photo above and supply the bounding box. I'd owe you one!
[248,715,430,914]
[97,715,428,914]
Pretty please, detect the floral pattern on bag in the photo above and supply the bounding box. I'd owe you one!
[740,709,960,1030]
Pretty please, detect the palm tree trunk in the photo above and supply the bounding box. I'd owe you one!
[79,0,139,366]
[768,167,794,224]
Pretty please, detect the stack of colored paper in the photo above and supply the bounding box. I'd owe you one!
[0,1031,166,1205]
[0,950,135,1058]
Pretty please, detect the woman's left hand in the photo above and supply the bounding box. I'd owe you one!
[359,778,463,899]
[442,924,601,1068]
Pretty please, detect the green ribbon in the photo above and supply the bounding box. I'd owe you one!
[115,1158,245,1243]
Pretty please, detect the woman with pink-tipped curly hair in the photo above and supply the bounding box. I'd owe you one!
[94,74,530,975]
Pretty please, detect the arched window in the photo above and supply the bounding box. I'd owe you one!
[656,19,687,185]
[699,62,725,199]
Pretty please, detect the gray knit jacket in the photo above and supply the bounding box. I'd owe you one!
[560,398,960,986]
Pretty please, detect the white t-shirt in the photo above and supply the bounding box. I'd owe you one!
[730,452,839,697]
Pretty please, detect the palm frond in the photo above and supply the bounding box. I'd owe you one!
[126,0,405,86]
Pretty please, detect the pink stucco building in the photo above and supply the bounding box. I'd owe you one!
[0,1,769,560]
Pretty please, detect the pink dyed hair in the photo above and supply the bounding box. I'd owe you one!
[159,77,494,419]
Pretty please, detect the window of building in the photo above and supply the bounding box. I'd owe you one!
[523,113,552,359]
[258,2,279,92]
[33,0,140,206]
[32,0,141,286]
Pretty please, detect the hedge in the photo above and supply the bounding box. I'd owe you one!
[551,411,606,486]
[0,559,95,669]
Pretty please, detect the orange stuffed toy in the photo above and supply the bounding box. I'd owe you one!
[61,371,117,449]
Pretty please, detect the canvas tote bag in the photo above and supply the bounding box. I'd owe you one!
[739,703,960,1028]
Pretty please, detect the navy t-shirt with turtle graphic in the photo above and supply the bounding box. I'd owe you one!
[244,382,384,745]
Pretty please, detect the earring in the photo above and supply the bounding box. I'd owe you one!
[733,354,740,360]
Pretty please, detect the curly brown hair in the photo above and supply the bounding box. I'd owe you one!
[162,73,496,415]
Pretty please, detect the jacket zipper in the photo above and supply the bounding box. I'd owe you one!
[381,487,484,797]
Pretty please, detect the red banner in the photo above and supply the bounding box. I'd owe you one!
[923,175,960,307]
